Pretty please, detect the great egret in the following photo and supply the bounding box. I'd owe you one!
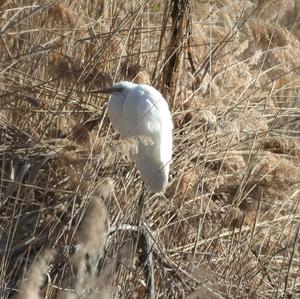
[97,81,173,193]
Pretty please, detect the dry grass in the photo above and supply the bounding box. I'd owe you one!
[1,0,300,298]
[17,249,56,299]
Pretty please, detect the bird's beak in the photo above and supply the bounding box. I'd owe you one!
[86,86,123,94]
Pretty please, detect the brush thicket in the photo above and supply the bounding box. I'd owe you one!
[1,0,300,298]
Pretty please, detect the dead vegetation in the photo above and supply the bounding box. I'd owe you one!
[1,0,300,298]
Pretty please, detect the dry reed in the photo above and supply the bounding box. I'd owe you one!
[1,0,300,298]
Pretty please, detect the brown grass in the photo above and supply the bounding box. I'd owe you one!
[1,0,300,298]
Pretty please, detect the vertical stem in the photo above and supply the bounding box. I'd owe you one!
[162,0,190,107]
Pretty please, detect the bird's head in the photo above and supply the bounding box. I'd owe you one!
[89,81,136,96]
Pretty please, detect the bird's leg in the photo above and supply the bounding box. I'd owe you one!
[136,183,156,299]
[137,182,145,227]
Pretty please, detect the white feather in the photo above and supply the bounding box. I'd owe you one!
[106,81,173,193]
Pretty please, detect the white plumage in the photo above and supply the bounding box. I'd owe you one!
[103,81,173,193]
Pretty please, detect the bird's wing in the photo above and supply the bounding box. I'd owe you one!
[137,97,161,134]
[120,89,159,138]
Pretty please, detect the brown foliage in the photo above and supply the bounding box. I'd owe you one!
[48,4,84,28]
[1,0,300,298]
[17,249,56,299]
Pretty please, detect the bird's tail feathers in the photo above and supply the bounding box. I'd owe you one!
[135,138,170,193]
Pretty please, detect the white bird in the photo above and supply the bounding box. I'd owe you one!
[97,81,173,193]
